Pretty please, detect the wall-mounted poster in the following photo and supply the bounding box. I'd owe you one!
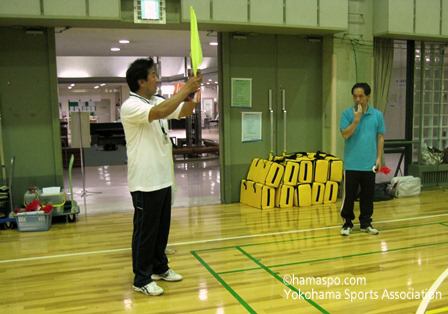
[202,98,214,118]
[242,112,262,142]
[231,78,252,108]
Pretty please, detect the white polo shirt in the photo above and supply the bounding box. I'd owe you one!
[121,93,183,192]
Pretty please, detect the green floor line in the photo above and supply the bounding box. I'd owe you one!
[268,240,448,268]
[236,246,329,314]
[193,221,448,254]
[218,266,261,275]
[193,223,448,312]
[217,240,448,275]
[190,251,256,314]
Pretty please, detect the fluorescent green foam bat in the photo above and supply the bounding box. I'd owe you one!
[190,6,202,77]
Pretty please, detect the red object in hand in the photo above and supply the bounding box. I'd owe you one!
[378,167,391,175]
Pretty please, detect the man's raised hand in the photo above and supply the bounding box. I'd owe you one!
[353,104,362,121]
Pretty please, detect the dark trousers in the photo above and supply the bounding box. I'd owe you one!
[131,187,171,287]
[340,170,375,229]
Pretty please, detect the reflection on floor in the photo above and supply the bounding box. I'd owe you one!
[173,159,220,207]
[64,158,221,216]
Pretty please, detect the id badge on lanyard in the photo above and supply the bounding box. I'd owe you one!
[163,133,170,145]
[130,93,170,144]
[159,120,170,145]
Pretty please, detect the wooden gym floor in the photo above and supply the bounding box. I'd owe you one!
[0,189,447,313]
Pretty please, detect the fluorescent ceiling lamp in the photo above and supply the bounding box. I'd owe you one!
[59,70,89,78]
[119,40,130,44]
[111,47,121,51]
[141,0,160,20]
[94,86,99,89]
[209,42,218,46]
[100,83,106,86]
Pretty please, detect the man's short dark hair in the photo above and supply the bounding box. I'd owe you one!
[351,83,371,96]
[126,58,155,92]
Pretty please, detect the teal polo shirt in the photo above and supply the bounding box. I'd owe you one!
[340,105,385,171]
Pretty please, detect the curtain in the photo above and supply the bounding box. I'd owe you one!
[374,38,394,167]
[373,38,394,114]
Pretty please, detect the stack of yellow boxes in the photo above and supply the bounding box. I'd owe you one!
[302,152,343,206]
[276,157,302,208]
[241,153,343,209]
[240,158,285,209]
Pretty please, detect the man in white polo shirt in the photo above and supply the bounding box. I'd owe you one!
[121,58,202,296]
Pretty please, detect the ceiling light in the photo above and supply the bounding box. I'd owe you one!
[209,42,218,46]
[208,79,212,81]
[119,40,130,44]
[94,86,99,89]
[68,86,72,89]
[214,81,218,84]
[70,83,75,87]
[111,47,120,51]
[206,82,210,85]
[100,83,106,86]
[59,70,89,78]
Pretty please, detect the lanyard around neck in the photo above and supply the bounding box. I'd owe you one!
[130,93,167,136]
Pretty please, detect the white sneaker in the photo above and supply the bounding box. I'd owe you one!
[360,226,379,235]
[151,269,183,282]
[340,226,352,236]
[132,282,164,296]
[165,247,176,255]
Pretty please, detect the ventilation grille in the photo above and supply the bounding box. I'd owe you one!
[422,170,448,185]
[134,0,166,24]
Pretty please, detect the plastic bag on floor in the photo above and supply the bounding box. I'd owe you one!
[388,176,421,198]
[421,143,443,165]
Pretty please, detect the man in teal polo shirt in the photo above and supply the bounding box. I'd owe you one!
[340,83,385,236]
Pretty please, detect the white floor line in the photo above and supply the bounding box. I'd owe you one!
[1,212,448,264]
[416,267,448,314]
[375,213,448,225]
[0,248,130,264]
